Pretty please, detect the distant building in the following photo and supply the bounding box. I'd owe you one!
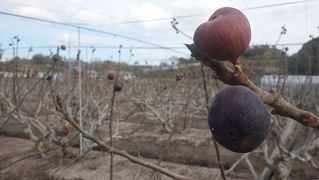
[261,75,319,88]
[87,70,97,79]
[0,49,4,60]
[0,43,3,60]
[120,72,135,80]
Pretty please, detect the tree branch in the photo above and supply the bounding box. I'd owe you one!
[185,43,319,130]
[54,96,187,180]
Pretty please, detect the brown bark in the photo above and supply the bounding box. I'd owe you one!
[186,44,319,130]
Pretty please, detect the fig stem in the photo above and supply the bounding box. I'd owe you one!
[186,43,319,130]
[200,63,227,180]
[233,59,242,74]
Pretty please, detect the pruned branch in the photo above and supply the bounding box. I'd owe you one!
[225,153,249,174]
[54,96,188,180]
[186,43,319,130]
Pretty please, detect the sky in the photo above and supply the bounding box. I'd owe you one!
[1,0,319,65]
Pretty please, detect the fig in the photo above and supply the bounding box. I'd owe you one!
[113,81,123,92]
[193,7,251,64]
[60,45,66,50]
[46,74,54,81]
[208,86,270,153]
[176,74,183,81]
[107,71,116,80]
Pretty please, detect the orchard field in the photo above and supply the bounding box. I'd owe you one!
[0,56,319,179]
[1,1,319,180]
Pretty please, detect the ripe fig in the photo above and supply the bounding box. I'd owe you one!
[46,74,54,81]
[176,74,183,81]
[107,71,116,80]
[113,81,123,92]
[60,45,66,50]
[193,7,251,64]
[208,86,270,153]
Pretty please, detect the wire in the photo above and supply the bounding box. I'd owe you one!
[0,11,188,56]
[241,0,270,43]
[171,18,193,40]
[305,0,309,35]
[0,0,317,27]
[1,42,307,52]
[242,0,318,11]
[1,45,188,50]
[104,13,207,25]
[76,0,319,26]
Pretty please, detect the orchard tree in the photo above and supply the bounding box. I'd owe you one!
[177,57,197,66]
[191,6,319,180]
[242,45,287,60]
[288,37,319,75]
[31,53,47,65]
[0,43,4,60]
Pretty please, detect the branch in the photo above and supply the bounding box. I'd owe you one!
[225,153,249,174]
[54,96,187,180]
[186,44,319,130]
[244,156,258,179]
[0,146,60,171]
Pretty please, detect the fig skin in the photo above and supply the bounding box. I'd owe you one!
[208,85,270,153]
[113,81,123,92]
[193,7,251,64]
[107,71,116,80]
[176,75,183,81]
[60,45,66,50]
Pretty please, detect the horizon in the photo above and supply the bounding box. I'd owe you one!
[1,0,319,65]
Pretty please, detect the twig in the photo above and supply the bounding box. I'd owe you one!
[0,72,49,129]
[245,156,258,179]
[109,86,116,180]
[76,49,83,156]
[148,125,176,180]
[200,63,210,112]
[132,97,171,132]
[225,153,249,174]
[54,96,187,180]
[260,119,297,179]
[200,63,227,180]
[262,143,273,168]
[0,146,60,171]
[186,43,319,130]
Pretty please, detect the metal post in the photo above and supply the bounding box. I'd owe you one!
[68,34,71,80]
[78,27,83,156]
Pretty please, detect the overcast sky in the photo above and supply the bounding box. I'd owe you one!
[1,0,319,65]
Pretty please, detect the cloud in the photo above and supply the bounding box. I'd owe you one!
[55,33,72,45]
[73,10,114,24]
[13,6,59,21]
[130,1,171,29]
[170,0,223,11]
[2,0,319,57]
[160,0,226,36]
[54,32,126,47]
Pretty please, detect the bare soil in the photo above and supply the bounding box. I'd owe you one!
[0,137,251,180]
[1,117,318,179]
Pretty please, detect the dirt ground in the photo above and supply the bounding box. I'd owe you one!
[0,136,252,180]
[1,117,319,180]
